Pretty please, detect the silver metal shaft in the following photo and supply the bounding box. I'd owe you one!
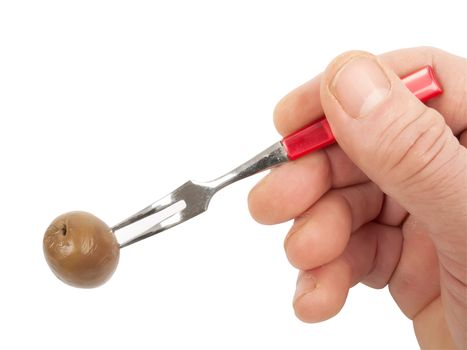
[113,142,289,248]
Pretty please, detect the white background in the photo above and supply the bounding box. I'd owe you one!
[0,1,465,349]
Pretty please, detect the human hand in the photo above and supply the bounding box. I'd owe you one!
[248,47,467,349]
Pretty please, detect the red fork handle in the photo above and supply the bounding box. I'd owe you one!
[282,66,443,160]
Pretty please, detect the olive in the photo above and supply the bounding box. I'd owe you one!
[43,211,119,288]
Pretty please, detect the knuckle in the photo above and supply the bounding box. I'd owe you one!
[375,105,452,193]
[416,45,441,58]
[284,237,311,270]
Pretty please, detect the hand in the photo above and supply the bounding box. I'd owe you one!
[248,47,467,349]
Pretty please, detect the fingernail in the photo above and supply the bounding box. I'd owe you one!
[294,271,317,300]
[331,57,391,118]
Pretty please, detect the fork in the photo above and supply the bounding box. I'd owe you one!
[113,66,442,248]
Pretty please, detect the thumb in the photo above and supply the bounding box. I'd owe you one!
[320,51,467,258]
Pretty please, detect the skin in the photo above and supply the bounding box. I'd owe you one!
[248,47,467,349]
[43,211,120,288]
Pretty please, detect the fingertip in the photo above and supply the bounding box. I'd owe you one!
[273,75,324,137]
[293,292,328,323]
[273,94,291,136]
[293,260,351,323]
[321,50,374,91]
[248,153,332,225]
[247,177,278,225]
[294,291,345,323]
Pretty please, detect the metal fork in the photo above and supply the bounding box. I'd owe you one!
[113,66,442,248]
[113,142,288,247]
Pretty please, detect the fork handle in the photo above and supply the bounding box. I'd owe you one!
[282,65,443,160]
[208,65,442,192]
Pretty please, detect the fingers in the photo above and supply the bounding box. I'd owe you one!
[248,150,331,225]
[285,181,383,270]
[377,195,408,226]
[273,74,323,136]
[343,222,402,290]
[294,259,350,322]
[254,46,467,227]
[320,51,467,268]
[294,222,402,322]
[261,46,466,229]
[359,224,403,289]
[389,216,440,319]
[248,144,367,225]
[254,47,467,331]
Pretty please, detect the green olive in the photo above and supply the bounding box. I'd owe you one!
[43,211,119,288]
